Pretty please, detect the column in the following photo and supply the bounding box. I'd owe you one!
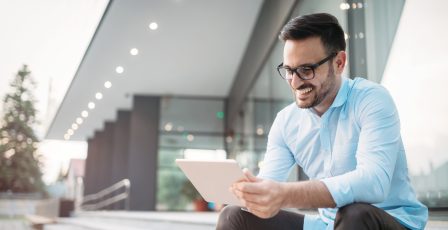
[127,95,160,210]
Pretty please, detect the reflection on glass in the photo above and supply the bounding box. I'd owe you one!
[157,97,225,211]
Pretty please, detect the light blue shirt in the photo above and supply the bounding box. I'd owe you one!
[258,77,428,230]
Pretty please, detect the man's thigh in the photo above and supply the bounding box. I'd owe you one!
[216,205,304,230]
[335,203,408,230]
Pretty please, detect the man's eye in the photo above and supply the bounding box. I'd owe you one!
[299,67,313,75]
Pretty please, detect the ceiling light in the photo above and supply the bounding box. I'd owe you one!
[104,81,112,88]
[187,134,194,142]
[64,134,70,140]
[76,117,83,125]
[88,102,95,109]
[72,123,79,130]
[339,3,350,10]
[95,92,103,100]
[81,110,89,118]
[130,48,139,56]
[67,129,74,135]
[164,122,173,131]
[116,66,124,74]
[149,22,158,30]
[256,127,264,136]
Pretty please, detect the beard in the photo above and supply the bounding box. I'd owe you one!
[293,64,336,109]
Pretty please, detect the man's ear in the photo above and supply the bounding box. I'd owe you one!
[335,51,346,74]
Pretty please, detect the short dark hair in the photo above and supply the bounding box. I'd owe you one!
[279,13,346,54]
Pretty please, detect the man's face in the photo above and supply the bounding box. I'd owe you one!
[283,37,340,110]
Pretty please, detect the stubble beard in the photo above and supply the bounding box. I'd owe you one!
[294,65,336,109]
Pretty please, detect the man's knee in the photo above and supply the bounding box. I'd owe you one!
[337,203,372,219]
[216,205,246,230]
[335,203,377,227]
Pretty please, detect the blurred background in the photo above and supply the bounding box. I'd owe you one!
[0,0,447,229]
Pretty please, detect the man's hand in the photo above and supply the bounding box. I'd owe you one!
[230,168,286,219]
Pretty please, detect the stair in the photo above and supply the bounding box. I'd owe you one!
[44,211,217,230]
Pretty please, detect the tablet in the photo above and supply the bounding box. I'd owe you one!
[175,159,244,205]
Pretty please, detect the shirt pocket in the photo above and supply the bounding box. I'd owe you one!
[330,142,358,176]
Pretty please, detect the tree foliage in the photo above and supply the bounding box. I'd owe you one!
[0,65,45,194]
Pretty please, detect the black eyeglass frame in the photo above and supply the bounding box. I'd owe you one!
[276,52,337,81]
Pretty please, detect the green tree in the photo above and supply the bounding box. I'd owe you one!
[0,65,45,194]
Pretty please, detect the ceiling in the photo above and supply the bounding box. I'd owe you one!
[45,0,263,141]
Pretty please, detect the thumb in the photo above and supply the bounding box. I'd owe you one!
[243,168,260,182]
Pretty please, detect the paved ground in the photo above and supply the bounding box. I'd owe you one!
[1,211,447,229]
[0,217,30,230]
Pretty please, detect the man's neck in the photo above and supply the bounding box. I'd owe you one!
[312,77,342,117]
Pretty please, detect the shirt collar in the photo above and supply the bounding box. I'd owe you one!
[330,77,349,108]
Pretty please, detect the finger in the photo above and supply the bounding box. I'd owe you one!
[234,181,263,194]
[245,203,274,219]
[243,168,260,182]
[229,186,247,206]
[233,189,264,204]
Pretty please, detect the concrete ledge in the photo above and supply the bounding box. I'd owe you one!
[75,210,218,226]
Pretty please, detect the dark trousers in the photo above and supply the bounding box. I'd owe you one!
[216,203,408,230]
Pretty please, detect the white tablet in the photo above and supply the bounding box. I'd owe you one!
[175,159,244,205]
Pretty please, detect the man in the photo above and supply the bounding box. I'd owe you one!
[216,13,427,230]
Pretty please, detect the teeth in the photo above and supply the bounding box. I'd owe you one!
[297,87,312,94]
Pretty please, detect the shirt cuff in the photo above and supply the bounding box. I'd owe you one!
[320,176,354,207]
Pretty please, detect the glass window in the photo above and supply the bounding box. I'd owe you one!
[157,97,225,211]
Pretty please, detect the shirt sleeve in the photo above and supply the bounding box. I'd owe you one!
[321,86,401,207]
[257,111,296,182]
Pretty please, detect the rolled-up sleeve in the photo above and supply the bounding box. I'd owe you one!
[321,87,400,207]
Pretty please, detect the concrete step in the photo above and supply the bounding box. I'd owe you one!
[41,210,448,230]
[46,211,217,230]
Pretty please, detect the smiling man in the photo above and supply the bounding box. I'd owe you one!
[216,13,427,230]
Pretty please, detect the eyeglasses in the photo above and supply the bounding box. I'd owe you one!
[276,52,337,81]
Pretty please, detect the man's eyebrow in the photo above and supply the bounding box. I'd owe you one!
[282,63,314,68]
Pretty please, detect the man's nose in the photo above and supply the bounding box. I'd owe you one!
[290,72,302,88]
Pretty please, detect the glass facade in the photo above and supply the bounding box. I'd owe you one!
[157,97,225,210]
[228,0,447,209]
[156,0,447,209]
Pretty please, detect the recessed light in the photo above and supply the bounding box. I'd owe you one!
[81,110,89,118]
[149,22,158,30]
[88,102,95,109]
[67,129,74,135]
[72,123,79,130]
[164,122,173,131]
[187,134,194,142]
[76,117,83,124]
[104,81,112,89]
[256,127,264,136]
[95,92,103,100]
[116,66,124,74]
[130,48,139,56]
[64,134,70,140]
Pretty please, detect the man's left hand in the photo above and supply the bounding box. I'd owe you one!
[230,168,286,219]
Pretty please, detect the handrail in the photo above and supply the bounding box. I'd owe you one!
[81,179,130,211]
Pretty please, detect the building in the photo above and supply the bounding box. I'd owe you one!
[45,0,448,211]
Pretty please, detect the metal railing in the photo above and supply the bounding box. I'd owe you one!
[81,179,130,211]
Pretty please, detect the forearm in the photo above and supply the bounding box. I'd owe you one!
[282,180,336,209]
